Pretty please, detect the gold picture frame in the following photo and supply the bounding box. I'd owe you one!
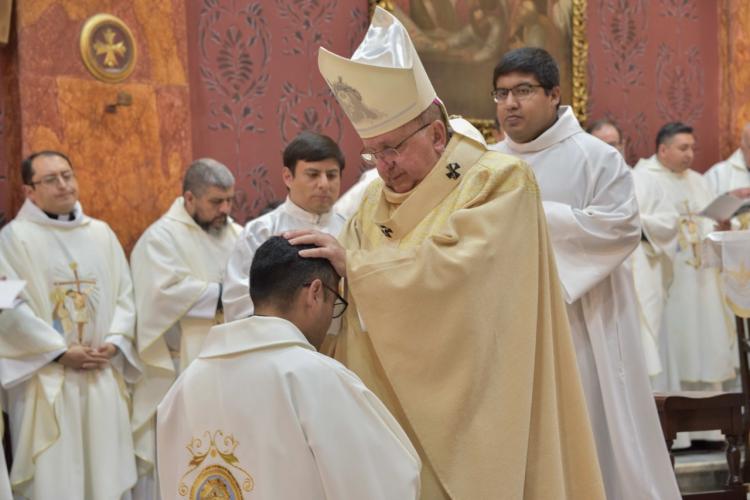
[79,13,137,83]
[370,0,588,140]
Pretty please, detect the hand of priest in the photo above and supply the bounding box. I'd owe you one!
[730,187,750,199]
[284,229,347,278]
[58,344,111,370]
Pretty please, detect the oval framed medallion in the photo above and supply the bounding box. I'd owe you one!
[189,464,244,499]
[79,14,137,83]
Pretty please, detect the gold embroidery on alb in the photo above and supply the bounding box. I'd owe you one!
[178,430,254,499]
[678,201,702,269]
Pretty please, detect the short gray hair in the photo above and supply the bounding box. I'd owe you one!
[182,158,235,196]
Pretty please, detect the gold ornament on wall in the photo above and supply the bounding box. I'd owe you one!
[80,14,137,83]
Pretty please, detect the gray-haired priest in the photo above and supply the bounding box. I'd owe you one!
[130,158,241,498]
[286,7,606,500]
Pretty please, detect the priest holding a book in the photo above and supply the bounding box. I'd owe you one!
[634,123,737,433]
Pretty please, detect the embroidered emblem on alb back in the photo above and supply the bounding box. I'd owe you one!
[178,430,254,499]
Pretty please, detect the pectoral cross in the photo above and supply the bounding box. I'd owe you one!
[53,262,96,344]
[94,28,127,68]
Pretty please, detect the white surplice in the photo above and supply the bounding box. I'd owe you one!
[634,156,736,384]
[628,169,680,377]
[0,199,141,500]
[492,106,680,500]
[129,197,241,495]
[222,198,346,321]
[156,315,421,500]
[704,149,750,230]
[334,168,380,220]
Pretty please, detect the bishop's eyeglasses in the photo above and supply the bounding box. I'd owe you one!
[303,281,348,319]
[491,83,545,104]
[360,122,432,166]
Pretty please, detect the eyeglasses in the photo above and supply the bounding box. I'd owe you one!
[360,122,432,166]
[491,84,545,103]
[29,170,76,188]
[303,281,348,319]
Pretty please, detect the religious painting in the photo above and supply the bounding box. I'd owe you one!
[374,0,588,133]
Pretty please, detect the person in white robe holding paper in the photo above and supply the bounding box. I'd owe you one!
[705,123,750,229]
[589,119,681,386]
[491,48,680,500]
[0,150,141,500]
[157,236,421,500]
[634,123,736,396]
[130,158,240,498]
[222,131,346,321]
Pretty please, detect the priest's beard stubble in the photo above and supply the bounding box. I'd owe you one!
[194,214,228,236]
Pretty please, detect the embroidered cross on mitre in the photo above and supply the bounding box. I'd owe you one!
[378,224,393,238]
[446,162,461,180]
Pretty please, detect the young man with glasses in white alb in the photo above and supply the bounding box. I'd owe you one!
[490,47,680,500]
[0,150,141,499]
[157,236,421,500]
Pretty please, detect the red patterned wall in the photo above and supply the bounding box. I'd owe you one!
[186,0,370,224]
[586,0,720,171]
[0,25,20,228]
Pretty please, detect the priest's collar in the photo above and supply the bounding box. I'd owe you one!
[282,197,337,225]
[637,155,690,177]
[372,123,485,240]
[199,315,316,359]
[16,199,86,228]
[503,106,582,154]
[43,210,76,221]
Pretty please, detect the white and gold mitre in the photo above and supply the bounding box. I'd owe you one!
[318,6,438,139]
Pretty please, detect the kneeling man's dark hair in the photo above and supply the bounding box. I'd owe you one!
[250,236,339,310]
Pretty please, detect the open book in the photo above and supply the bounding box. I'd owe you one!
[699,193,750,222]
[0,279,25,309]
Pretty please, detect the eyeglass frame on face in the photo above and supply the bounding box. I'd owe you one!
[28,170,76,188]
[491,83,546,104]
[360,122,432,166]
[303,281,348,319]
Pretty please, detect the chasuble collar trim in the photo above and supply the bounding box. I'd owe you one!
[199,315,315,358]
[503,106,582,154]
[372,127,485,240]
[16,199,87,228]
[282,197,337,226]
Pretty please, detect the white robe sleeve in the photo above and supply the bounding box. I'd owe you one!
[222,224,268,321]
[291,360,421,500]
[104,227,142,383]
[186,282,220,319]
[543,154,641,303]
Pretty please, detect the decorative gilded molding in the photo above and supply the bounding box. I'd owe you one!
[571,0,588,123]
[79,14,136,83]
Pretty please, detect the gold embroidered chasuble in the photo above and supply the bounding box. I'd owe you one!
[328,131,605,500]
